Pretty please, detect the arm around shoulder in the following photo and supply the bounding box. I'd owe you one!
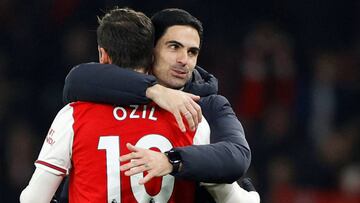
[63,63,157,105]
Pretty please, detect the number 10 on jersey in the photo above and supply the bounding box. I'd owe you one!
[98,134,175,203]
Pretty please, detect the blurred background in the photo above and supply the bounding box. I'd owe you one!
[1,0,359,202]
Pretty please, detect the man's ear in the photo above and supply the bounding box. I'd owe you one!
[98,46,111,64]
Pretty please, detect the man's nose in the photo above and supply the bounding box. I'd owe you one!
[176,50,188,65]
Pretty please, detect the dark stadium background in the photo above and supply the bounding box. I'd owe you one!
[1,0,359,202]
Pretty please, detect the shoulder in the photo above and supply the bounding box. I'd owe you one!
[47,103,79,140]
[51,104,74,128]
[70,101,115,113]
[199,95,237,123]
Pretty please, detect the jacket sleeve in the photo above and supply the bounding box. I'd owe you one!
[63,63,156,105]
[173,95,251,183]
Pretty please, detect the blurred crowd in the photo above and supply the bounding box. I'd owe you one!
[1,0,359,202]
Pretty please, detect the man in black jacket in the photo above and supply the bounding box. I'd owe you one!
[63,8,258,202]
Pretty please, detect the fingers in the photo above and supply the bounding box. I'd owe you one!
[120,152,136,162]
[185,92,201,101]
[123,166,155,185]
[126,143,138,152]
[120,144,153,175]
[184,92,202,123]
[173,111,186,132]
[182,99,203,131]
[191,99,202,123]
[119,143,140,162]
[119,147,172,185]
[139,172,155,185]
[181,103,196,131]
[187,100,202,128]
[123,163,149,176]
[120,158,147,171]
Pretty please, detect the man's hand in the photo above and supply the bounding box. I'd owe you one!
[120,143,173,184]
[146,84,202,132]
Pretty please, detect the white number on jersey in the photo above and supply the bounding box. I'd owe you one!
[98,134,174,203]
[98,136,121,203]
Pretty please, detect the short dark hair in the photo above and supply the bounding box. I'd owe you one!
[151,8,203,47]
[97,7,154,71]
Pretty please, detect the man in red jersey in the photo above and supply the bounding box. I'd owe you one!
[20,7,258,203]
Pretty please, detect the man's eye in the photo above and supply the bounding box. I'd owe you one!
[169,44,179,49]
[188,50,198,57]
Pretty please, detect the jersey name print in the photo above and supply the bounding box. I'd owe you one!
[113,104,157,121]
[35,101,210,203]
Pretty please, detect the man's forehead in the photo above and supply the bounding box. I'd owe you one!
[161,25,200,48]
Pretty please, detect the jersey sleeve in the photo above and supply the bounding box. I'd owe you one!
[35,104,74,176]
[63,63,157,105]
[173,95,251,183]
[202,182,260,203]
[20,168,64,203]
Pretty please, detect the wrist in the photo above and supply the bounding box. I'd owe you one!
[164,149,182,175]
[146,84,164,100]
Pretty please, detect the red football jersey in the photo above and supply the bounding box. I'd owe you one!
[35,102,210,203]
